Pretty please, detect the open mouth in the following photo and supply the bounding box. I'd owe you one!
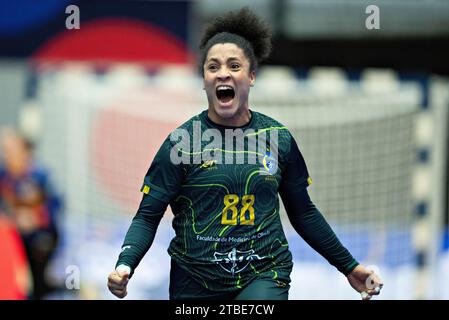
[216,85,235,104]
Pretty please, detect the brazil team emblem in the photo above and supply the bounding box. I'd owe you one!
[211,248,268,276]
[261,152,277,175]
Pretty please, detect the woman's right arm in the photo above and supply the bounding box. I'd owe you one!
[108,137,184,298]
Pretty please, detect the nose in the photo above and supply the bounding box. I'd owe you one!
[217,67,231,81]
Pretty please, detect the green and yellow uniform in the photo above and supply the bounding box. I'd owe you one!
[116,110,358,299]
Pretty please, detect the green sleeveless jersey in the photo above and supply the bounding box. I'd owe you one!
[139,110,311,292]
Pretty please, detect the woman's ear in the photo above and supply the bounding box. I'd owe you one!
[249,70,256,87]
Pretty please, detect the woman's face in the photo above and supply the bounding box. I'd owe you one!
[0,133,30,177]
[203,43,255,126]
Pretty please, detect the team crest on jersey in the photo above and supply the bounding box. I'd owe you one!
[211,248,268,276]
[260,151,277,175]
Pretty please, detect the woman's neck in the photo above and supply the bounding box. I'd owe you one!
[207,108,251,127]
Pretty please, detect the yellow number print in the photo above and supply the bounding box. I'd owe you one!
[240,195,255,225]
[221,194,255,225]
[221,194,239,225]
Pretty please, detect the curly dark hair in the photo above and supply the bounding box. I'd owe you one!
[199,7,272,74]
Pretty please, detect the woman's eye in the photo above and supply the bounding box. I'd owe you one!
[208,65,218,71]
[231,64,240,70]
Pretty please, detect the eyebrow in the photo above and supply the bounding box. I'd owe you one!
[206,57,241,64]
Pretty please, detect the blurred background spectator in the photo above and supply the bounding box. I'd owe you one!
[0,128,62,299]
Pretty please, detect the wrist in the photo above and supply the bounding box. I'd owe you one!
[116,264,131,275]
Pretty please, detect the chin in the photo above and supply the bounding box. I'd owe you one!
[215,106,240,120]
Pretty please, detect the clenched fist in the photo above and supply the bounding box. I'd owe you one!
[107,265,131,298]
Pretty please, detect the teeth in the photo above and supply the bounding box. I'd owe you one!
[217,85,233,91]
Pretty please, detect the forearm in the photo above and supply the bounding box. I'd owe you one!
[115,194,167,275]
[281,188,358,275]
